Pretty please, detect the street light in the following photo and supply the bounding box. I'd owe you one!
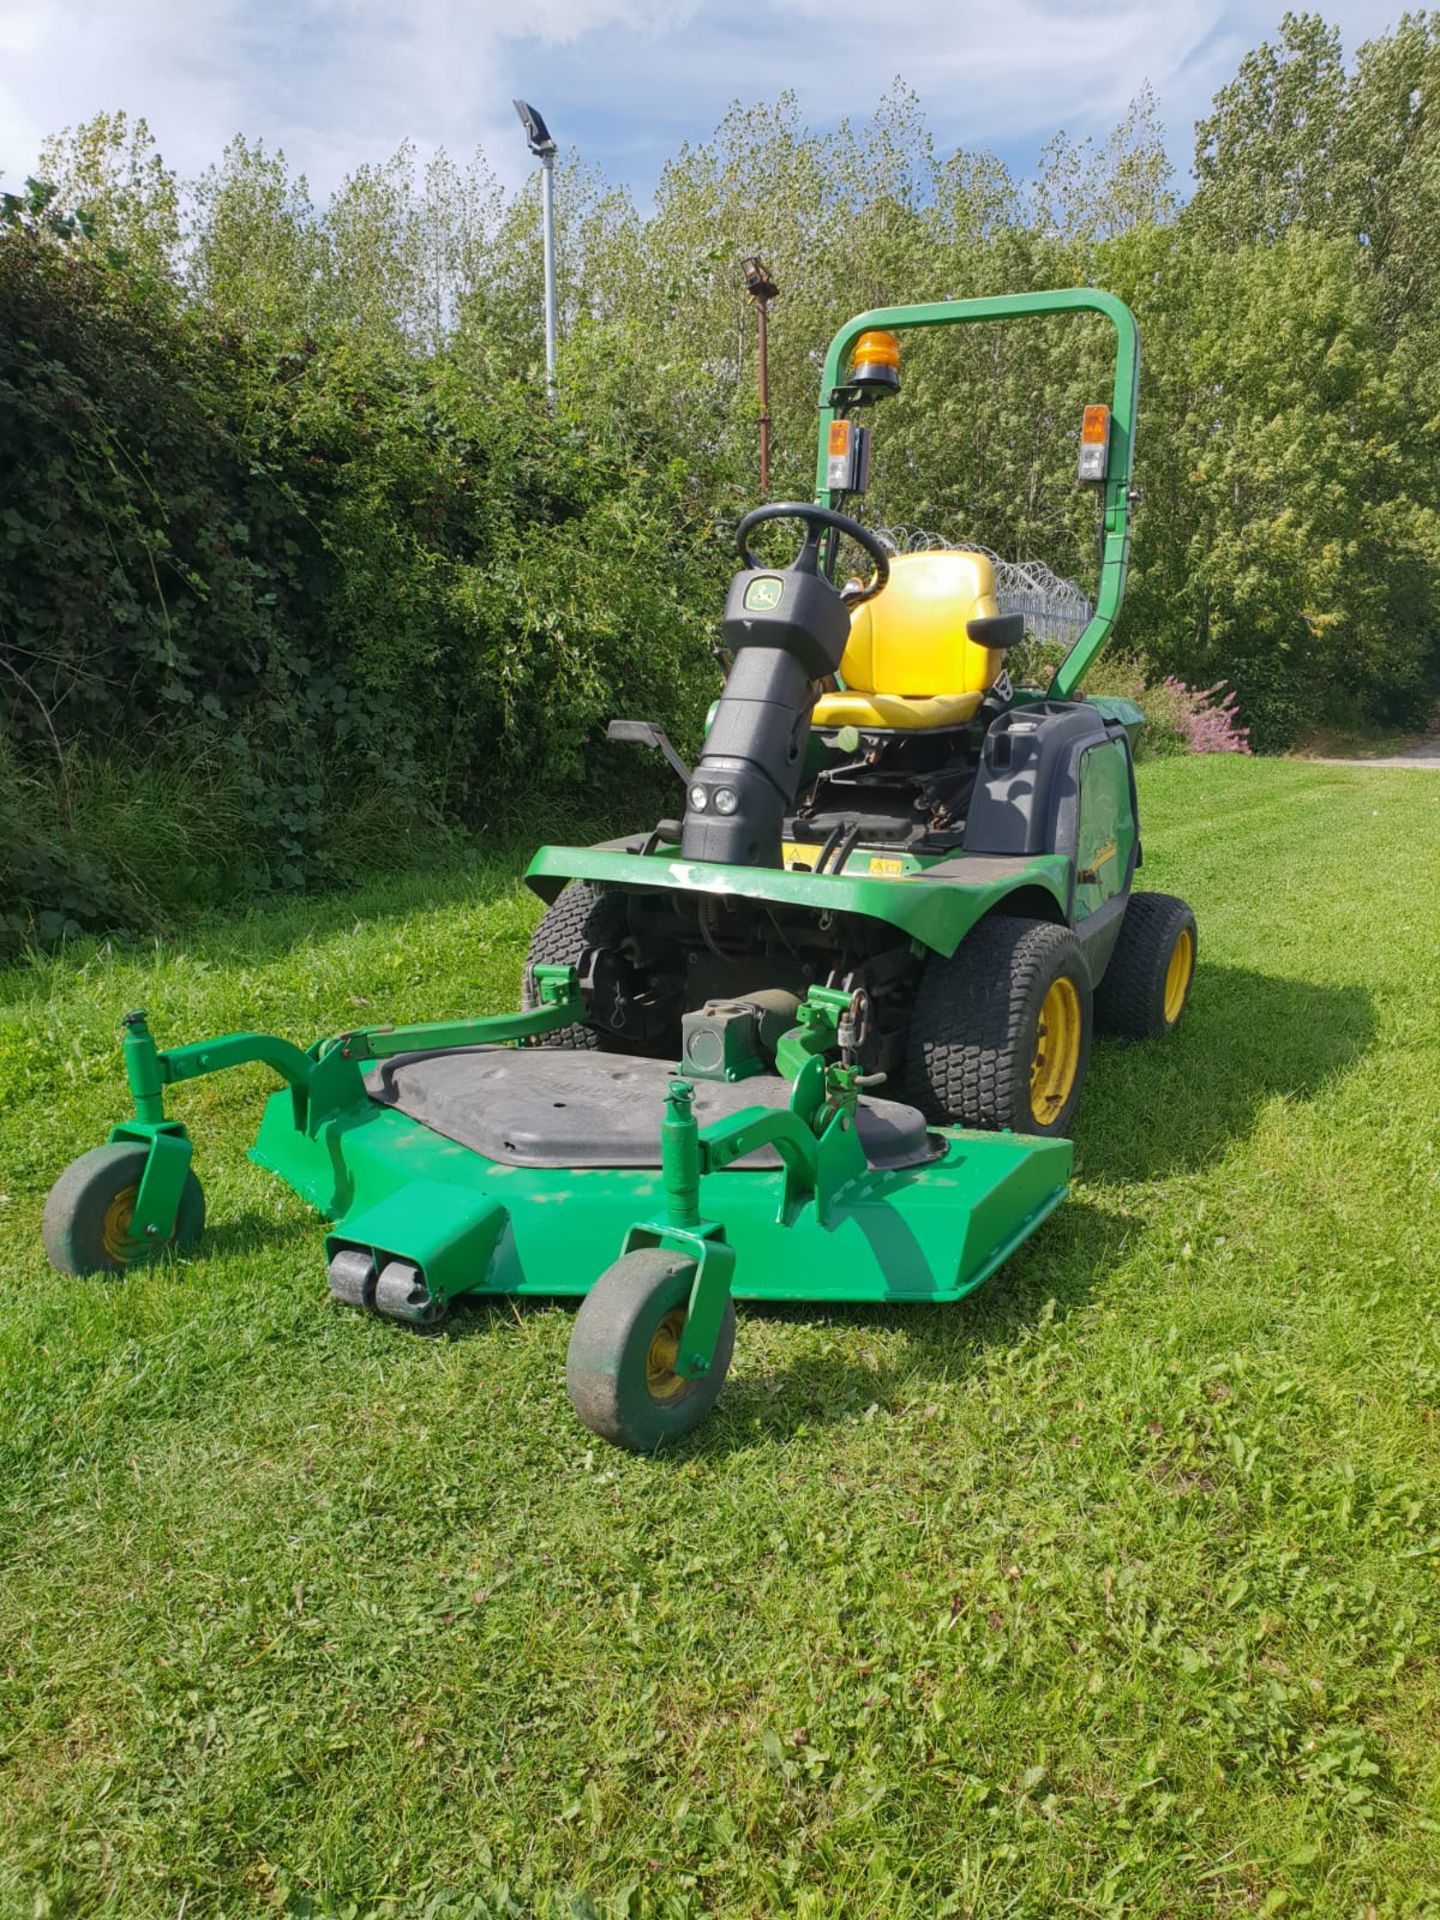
[741,255,778,495]
[513,97,558,405]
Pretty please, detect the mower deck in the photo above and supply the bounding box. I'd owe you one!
[363,1047,940,1170]
[252,1047,1070,1310]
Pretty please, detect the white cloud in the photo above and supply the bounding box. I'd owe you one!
[0,0,525,194]
[0,0,1409,203]
[522,0,705,41]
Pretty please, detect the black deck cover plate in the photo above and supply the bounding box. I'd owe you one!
[365,1047,938,1171]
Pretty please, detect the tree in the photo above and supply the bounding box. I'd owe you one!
[1112,225,1430,743]
[1191,12,1347,242]
[188,138,325,334]
[1030,85,1176,241]
[33,111,180,273]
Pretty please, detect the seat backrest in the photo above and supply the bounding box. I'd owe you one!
[840,549,1004,697]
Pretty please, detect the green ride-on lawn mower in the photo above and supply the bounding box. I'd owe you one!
[43,287,1197,1452]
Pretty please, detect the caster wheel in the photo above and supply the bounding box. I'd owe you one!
[566,1248,735,1452]
[327,1247,378,1310]
[42,1143,206,1277]
[373,1258,448,1329]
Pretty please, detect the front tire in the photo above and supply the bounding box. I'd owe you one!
[566,1248,736,1452]
[902,916,1093,1136]
[42,1143,206,1277]
[1093,893,1197,1041]
[522,881,630,1051]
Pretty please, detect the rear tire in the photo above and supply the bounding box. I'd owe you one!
[566,1248,735,1452]
[902,916,1092,1136]
[1093,893,1197,1041]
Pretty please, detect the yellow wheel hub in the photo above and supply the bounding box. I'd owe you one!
[101,1185,140,1263]
[1029,977,1082,1127]
[1164,926,1195,1025]
[645,1309,690,1404]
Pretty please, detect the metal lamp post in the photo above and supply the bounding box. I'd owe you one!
[513,98,558,405]
[741,255,779,495]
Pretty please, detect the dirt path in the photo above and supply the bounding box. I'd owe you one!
[1306,736,1440,768]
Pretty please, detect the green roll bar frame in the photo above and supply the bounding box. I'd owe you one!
[814,288,1140,700]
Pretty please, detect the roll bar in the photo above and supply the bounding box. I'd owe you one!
[814,289,1140,700]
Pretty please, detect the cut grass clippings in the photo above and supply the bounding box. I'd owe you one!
[1,757,1439,1919]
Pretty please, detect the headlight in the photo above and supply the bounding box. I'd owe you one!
[713,787,739,815]
[688,784,709,812]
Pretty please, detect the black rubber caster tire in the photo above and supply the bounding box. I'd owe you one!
[1093,893,1197,1041]
[902,916,1093,1136]
[566,1248,736,1452]
[42,1142,206,1277]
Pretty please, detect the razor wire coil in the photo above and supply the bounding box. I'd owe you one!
[872,527,1093,648]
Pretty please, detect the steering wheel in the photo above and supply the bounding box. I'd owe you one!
[734,502,891,607]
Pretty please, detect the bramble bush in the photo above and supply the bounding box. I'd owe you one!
[0,229,727,940]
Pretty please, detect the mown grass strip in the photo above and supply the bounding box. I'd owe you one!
[2,759,1438,1919]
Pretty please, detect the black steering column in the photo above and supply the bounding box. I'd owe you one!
[681,504,889,869]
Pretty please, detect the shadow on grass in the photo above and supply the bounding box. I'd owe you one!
[162,855,537,970]
[680,1194,1130,1457]
[187,1210,315,1264]
[138,797,639,972]
[0,815,601,997]
[1076,961,1374,1185]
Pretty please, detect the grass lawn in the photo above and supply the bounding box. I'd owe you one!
[2,756,1439,1920]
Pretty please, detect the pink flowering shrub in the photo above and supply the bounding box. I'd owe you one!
[1159,677,1253,754]
[1069,653,1253,757]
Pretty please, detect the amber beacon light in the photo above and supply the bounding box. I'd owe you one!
[848,330,901,396]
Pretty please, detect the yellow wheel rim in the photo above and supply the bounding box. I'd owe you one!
[1163,926,1195,1025]
[645,1309,690,1404]
[101,1185,139,1262]
[1029,976,1082,1128]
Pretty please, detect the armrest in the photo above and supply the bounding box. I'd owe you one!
[966,612,1025,650]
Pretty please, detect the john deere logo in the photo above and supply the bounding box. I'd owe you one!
[744,575,784,612]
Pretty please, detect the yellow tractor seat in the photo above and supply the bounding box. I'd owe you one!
[812,548,1007,732]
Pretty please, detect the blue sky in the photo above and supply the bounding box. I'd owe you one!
[0,1,1406,206]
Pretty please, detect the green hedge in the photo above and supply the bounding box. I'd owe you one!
[0,234,725,937]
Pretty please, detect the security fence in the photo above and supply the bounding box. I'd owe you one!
[874,527,1093,648]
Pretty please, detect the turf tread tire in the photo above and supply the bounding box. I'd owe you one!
[902,916,1092,1135]
[521,881,631,1051]
[1092,893,1197,1041]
